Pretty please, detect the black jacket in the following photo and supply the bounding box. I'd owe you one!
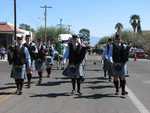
[112,43,130,64]
[68,43,87,65]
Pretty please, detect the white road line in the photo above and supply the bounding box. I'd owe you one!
[126,86,150,113]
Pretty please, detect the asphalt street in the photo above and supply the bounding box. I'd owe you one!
[0,55,150,113]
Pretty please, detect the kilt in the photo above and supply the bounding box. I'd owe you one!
[103,59,113,75]
[63,64,84,79]
[11,64,26,79]
[112,63,125,77]
[45,56,53,68]
[35,59,45,71]
[54,54,63,61]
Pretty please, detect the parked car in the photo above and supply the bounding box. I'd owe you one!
[135,48,145,59]
[129,48,145,59]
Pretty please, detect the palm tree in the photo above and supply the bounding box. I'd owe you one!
[129,14,140,33]
[115,22,123,34]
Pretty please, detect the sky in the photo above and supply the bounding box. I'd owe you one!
[0,0,150,45]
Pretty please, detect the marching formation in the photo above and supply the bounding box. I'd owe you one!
[6,33,130,97]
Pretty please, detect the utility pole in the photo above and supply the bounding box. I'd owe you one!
[14,0,17,43]
[56,18,63,41]
[40,5,52,41]
[59,18,63,33]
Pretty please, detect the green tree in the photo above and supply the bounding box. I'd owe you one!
[79,28,90,43]
[35,26,70,41]
[19,24,30,30]
[97,36,111,45]
[19,23,35,32]
[115,22,123,34]
[129,14,141,33]
[121,30,132,42]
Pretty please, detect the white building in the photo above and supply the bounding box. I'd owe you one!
[0,22,33,48]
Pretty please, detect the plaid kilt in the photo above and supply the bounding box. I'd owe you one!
[112,63,125,76]
[63,64,84,79]
[35,59,45,71]
[11,64,26,79]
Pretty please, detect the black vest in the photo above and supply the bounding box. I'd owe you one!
[112,43,129,64]
[13,46,26,66]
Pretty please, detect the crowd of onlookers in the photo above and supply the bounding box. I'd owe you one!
[0,46,6,60]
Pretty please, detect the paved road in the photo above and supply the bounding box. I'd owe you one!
[0,55,150,113]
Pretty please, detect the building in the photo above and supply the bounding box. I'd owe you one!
[0,22,33,48]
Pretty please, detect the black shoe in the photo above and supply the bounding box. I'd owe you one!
[77,91,82,96]
[125,74,130,77]
[27,82,31,88]
[108,78,111,82]
[114,92,119,95]
[27,84,31,88]
[15,89,18,94]
[114,91,119,95]
[125,91,128,95]
[16,90,22,95]
[18,91,22,95]
[38,79,42,85]
[122,91,128,95]
[71,90,75,95]
[80,77,85,82]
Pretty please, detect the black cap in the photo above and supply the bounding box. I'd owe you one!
[108,38,112,42]
[26,35,31,39]
[72,34,78,39]
[17,36,23,40]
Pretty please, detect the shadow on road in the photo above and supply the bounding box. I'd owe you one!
[55,77,70,80]
[85,69,103,71]
[74,93,118,99]
[32,76,52,79]
[5,81,36,86]
[30,92,70,98]
[84,85,114,89]
[0,86,16,90]
[83,80,107,84]
[0,92,15,95]
[38,80,70,87]
[84,77,107,80]
[83,77,109,84]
